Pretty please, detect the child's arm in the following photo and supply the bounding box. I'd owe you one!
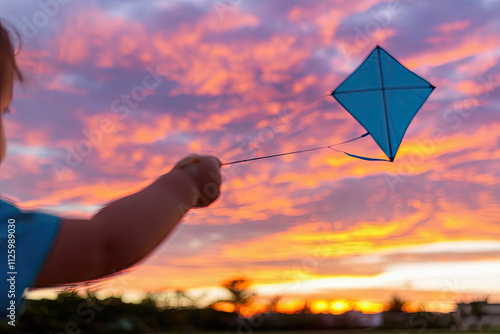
[33,155,221,287]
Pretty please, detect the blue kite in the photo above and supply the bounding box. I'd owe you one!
[331,45,435,162]
[224,46,435,165]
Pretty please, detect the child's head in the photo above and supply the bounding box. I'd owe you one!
[0,21,24,164]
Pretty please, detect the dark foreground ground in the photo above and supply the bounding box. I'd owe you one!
[152,331,497,334]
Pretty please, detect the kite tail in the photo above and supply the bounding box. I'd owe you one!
[328,148,392,162]
[327,132,393,162]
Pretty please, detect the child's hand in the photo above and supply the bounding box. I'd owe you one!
[174,155,222,207]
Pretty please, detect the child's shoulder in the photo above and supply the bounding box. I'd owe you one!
[0,196,20,218]
[0,196,61,229]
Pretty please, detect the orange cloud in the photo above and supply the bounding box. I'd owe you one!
[435,20,470,33]
[406,34,498,69]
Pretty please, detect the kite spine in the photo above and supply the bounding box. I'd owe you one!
[376,47,394,161]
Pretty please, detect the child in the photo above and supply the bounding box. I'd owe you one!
[0,21,222,323]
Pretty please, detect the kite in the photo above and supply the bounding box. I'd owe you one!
[224,46,435,165]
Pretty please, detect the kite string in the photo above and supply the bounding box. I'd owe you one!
[288,92,332,116]
[217,92,331,162]
[222,132,369,166]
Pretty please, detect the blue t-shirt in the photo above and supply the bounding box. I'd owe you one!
[0,198,60,324]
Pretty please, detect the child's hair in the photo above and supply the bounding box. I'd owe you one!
[0,20,24,83]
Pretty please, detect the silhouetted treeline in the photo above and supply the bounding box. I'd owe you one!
[1,291,457,333]
[3,292,238,333]
[0,284,467,333]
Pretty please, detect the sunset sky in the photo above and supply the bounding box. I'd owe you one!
[0,0,499,314]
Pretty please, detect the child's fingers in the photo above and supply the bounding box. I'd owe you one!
[174,155,221,174]
[202,156,222,174]
[173,155,222,208]
[174,154,201,169]
[209,156,222,168]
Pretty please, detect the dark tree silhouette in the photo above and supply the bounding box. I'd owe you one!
[220,278,255,315]
[470,296,489,332]
[173,289,196,309]
[387,294,407,312]
[299,300,312,314]
[267,295,283,313]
